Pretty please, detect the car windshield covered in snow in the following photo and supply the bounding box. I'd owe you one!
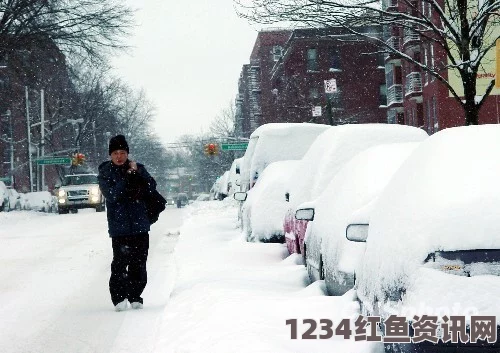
[62,174,98,186]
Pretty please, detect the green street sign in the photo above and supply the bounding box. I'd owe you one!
[36,157,72,165]
[221,143,248,151]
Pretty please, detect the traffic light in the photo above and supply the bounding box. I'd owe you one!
[204,143,219,156]
[71,153,86,166]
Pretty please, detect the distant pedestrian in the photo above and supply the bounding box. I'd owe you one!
[98,134,157,311]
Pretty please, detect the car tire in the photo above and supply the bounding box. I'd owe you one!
[96,204,105,212]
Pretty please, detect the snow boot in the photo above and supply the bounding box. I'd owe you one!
[115,299,128,312]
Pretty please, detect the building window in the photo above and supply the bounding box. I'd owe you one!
[387,110,397,124]
[423,46,429,85]
[386,64,394,87]
[377,52,385,68]
[430,44,435,82]
[307,48,318,71]
[330,49,341,70]
[432,96,438,133]
[309,87,319,99]
[272,46,283,62]
[379,84,387,106]
[426,99,431,132]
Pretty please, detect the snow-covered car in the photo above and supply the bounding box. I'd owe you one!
[237,160,299,242]
[239,123,329,192]
[217,171,231,200]
[284,124,428,257]
[209,178,222,200]
[19,192,29,210]
[25,191,56,212]
[356,125,500,352]
[0,181,8,211]
[56,173,105,214]
[175,192,189,208]
[195,193,211,201]
[228,157,243,195]
[6,188,22,211]
[296,142,421,294]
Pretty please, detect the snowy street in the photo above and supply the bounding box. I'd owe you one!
[0,200,382,353]
[0,206,181,353]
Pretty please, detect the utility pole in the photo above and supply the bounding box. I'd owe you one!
[26,86,33,192]
[1,109,13,187]
[40,89,45,190]
[8,110,13,187]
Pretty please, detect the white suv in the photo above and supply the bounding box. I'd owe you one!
[56,174,105,214]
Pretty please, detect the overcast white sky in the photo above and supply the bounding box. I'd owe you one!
[111,1,259,146]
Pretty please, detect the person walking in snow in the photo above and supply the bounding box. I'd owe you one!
[98,134,157,311]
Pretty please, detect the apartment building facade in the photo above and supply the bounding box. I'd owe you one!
[235,29,292,137]
[235,27,387,136]
[269,27,387,126]
[383,0,499,133]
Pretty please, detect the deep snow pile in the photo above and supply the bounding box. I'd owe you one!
[154,200,382,353]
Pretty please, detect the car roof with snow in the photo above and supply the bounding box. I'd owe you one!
[240,123,330,188]
[287,123,428,208]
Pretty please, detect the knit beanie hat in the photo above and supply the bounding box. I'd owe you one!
[109,134,129,155]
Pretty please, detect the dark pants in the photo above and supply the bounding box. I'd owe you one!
[110,233,149,306]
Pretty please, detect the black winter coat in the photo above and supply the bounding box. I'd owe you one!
[98,160,156,237]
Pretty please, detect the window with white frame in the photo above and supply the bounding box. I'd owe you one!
[432,96,438,132]
[423,45,429,85]
[330,48,341,70]
[430,43,435,81]
[272,46,283,62]
[307,48,318,71]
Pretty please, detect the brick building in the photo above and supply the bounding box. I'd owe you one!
[235,29,291,137]
[383,0,500,133]
[270,27,387,126]
[235,27,387,136]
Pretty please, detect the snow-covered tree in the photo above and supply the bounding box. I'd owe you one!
[236,0,500,125]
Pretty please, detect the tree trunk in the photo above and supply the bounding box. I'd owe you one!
[463,73,479,126]
[464,103,479,125]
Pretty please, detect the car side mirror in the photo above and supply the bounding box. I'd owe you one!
[236,166,240,174]
[346,224,369,242]
[233,192,247,202]
[295,208,315,221]
[285,192,290,202]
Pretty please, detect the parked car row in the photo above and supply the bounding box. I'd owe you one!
[0,183,58,213]
[231,123,500,352]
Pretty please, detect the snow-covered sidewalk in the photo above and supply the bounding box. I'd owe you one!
[154,200,382,353]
